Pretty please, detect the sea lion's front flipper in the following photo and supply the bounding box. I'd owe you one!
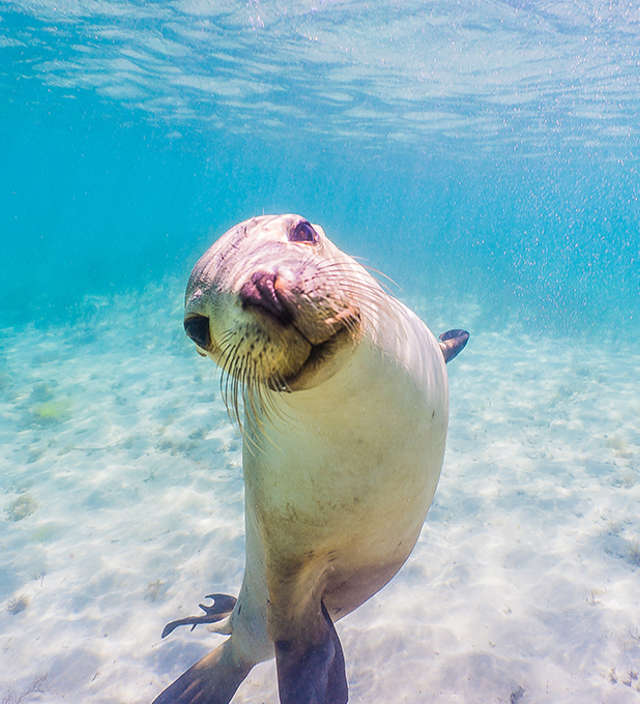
[161,593,236,638]
[275,601,348,704]
[152,639,252,704]
[438,329,470,363]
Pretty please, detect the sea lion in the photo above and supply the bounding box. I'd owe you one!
[152,214,468,704]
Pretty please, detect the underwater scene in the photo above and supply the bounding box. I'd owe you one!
[1,1,639,702]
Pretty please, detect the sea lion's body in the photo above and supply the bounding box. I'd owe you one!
[239,297,448,643]
[153,215,467,704]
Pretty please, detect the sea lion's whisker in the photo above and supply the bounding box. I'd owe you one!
[350,255,399,292]
[222,341,245,429]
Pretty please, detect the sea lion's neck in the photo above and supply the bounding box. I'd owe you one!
[261,298,448,439]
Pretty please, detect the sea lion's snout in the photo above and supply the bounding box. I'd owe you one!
[184,314,211,350]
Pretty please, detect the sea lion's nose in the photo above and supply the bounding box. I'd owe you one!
[239,271,293,325]
[184,314,211,349]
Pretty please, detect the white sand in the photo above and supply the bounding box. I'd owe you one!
[1,279,638,703]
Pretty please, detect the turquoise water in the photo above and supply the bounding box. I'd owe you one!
[1,3,640,703]
[2,1,638,333]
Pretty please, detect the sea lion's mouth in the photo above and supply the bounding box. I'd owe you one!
[232,300,354,392]
[272,324,352,392]
[184,305,356,394]
[233,271,359,390]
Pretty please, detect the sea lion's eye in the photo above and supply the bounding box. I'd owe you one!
[289,221,318,243]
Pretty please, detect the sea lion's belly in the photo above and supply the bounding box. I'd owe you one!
[243,336,448,616]
[248,435,442,556]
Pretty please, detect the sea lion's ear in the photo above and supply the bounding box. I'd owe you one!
[438,329,469,363]
[275,601,348,704]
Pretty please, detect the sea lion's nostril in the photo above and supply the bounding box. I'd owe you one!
[250,270,277,291]
[239,271,293,325]
[184,314,211,349]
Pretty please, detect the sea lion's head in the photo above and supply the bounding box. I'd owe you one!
[184,214,383,420]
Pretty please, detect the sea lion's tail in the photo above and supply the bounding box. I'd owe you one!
[152,638,253,704]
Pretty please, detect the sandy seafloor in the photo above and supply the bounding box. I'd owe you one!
[1,278,638,704]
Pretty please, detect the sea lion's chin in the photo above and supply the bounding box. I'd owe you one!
[279,325,357,392]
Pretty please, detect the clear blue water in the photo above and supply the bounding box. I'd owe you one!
[2,0,638,335]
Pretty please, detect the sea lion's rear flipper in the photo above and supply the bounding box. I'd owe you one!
[161,593,236,638]
[152,638,252,704]
[438,329,470,363]
[275,601,348,704]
